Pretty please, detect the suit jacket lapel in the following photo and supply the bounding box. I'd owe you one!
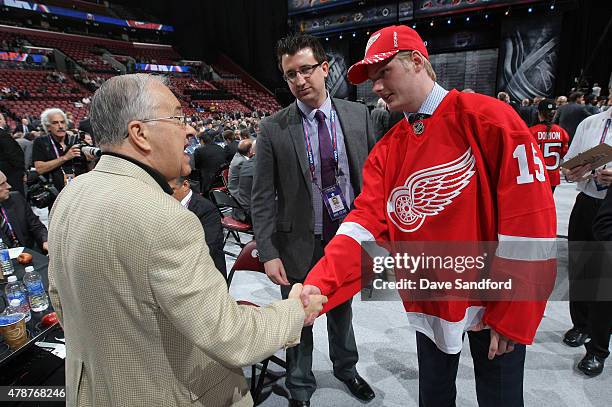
[2,200,24,247]
[287,102,313,198]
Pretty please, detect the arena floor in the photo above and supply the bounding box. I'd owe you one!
[226,180,612,407]
[36,179,610,406]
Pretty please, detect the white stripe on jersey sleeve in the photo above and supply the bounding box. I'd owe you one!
[496,234,557,261]
[336,221,389,260]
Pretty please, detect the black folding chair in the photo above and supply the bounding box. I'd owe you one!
[210,189,252,256]
[228,240,286,405]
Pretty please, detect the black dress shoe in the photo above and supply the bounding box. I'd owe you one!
[577,353,605,376]
[563,328,590,347]
[288,399,310,407]
[339,374,375,402]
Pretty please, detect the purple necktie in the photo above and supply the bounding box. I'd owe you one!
[314,110,339,242]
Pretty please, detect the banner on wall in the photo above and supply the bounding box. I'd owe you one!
[497,15,561,100]
[2,0,174,32]
[430,49,499,96]
[288,0,357,15]
[135,64,191,73]
[0,51,45,63]
[324,42,350,99]
[414,0,536,17]
[297,2,413,35]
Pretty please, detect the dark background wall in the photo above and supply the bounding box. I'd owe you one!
[131,0,290,91]
[116,0,611,101]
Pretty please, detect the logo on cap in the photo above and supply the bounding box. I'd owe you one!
[365,33,381,57]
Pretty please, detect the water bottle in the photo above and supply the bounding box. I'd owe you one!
[5,299,24,316]
[4,276,31,322]
[0,238,14,276]
[23,266,49,312]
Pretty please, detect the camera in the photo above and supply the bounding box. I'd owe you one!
[27,175,59,209]
[77,143,102,158]
[70,130,101,158]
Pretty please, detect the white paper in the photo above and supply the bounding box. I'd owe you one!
[8,247,24,259]
[35,341,66,359]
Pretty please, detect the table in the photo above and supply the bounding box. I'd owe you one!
[0,249,60,367]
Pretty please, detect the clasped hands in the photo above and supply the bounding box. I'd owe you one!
[265,258,326,326]
[288,283,326,326]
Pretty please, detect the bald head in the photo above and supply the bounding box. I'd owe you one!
[237,139,253,156]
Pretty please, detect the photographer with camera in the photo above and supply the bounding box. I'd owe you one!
[31,108,94,209]
[72,130,101,173]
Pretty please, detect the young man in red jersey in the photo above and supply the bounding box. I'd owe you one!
[529,99,570,193]
[300,25,557,406]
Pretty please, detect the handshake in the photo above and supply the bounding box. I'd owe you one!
[288,283,327,326]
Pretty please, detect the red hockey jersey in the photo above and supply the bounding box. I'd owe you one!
[304,90,557,353]
[529,123,570,186]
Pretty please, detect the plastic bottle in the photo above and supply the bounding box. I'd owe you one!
[4,276,31,322]
[0,238,14,276]
[23,266,49,312]
[5,299,24,316]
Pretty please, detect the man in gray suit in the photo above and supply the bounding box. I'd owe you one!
[251,34,376,407]
[47,74,327,406]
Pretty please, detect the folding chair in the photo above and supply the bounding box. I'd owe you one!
[228,240,287,405]
[210,167,230,194]
[210,189,252,256]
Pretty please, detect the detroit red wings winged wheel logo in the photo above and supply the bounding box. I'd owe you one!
[387,149,476,232]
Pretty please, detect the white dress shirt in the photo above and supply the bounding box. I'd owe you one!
[564,109,612,199]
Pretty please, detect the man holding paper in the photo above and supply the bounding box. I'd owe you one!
[561,107,612,376]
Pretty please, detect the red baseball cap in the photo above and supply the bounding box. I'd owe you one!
[347,25,429,85]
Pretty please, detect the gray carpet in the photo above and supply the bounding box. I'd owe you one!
[35,180,611,406]
[225,180,612,407]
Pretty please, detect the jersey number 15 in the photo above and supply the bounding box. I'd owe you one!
[513,143,547,184]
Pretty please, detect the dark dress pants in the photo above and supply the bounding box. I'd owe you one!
[417,330,526,407]
[279,238,358,401]
[567,193,602,333]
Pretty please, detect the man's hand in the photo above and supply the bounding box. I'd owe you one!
[562,164,591,182]
[300,285,323,325]
[63,145,81,161]
[288,282,303,300]
[42,242,49,253]
[594,167,612,187]
[487,328,515,360]
[288,283,328,326]
[263,258,289,285]
[82,149,95,161]
[470,322,516,360]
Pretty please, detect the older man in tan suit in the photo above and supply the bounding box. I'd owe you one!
[47,73,327,406]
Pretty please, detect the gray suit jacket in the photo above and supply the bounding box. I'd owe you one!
[48,155,304,406]
[251,98,375,280]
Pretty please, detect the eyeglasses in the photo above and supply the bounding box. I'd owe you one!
[141,115,188,127]
[283,63,322,82]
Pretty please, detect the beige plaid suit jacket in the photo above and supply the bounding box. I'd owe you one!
[48,155,304,406]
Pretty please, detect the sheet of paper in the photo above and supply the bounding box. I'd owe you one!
[8,247,24,259]
[561,143,612,170]
[35,341,66,359]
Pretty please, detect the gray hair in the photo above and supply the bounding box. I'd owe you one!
[40,108,67,133]
[376,98,386,109]
[90,73,168,147]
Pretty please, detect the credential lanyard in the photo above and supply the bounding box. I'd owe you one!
[0,207,19,246]
[301,109,339,182]
[599,118,611,144]
[49,136,67,176]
